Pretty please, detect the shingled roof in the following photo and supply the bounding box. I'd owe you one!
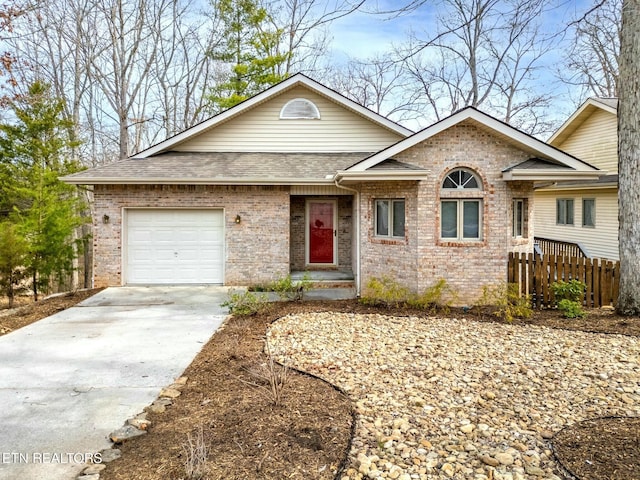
[62,152,373,185]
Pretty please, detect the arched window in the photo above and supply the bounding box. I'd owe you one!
[440,168,483,241]
[280,98,321,119]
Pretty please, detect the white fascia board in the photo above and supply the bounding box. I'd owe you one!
[502,169,606,182]
[349,108,600,173]
[134,75,412,158]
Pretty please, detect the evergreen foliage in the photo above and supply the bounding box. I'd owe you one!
[0,81,87,300]
[208,0,290,111]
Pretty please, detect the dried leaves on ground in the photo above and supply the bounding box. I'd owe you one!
[0,288,103,335]
[1,294,639,479]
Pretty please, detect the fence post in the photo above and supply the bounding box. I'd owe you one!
[593,258,600,308]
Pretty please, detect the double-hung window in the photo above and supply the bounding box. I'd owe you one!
[556,198,574,225]
[440,169,482,241]
[375,199,405,238]
[582,198,595,227]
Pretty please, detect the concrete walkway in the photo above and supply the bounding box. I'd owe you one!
[0,286,229,480]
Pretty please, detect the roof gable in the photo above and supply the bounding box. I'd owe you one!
[344,107,602,181]
[135,74,413,157]
[549,97,617,147]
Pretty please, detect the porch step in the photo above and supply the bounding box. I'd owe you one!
[304,287,356,300]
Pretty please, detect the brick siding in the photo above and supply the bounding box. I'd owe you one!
[359,121,536,301]
[92,184,290,287]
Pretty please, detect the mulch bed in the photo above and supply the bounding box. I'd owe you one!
[553,416,640,480]
[0,288,104,335]
[1,294,639,479]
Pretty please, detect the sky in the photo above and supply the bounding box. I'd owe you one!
[320,0,599,133]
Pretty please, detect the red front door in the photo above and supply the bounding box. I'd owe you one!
[308,201,335,264]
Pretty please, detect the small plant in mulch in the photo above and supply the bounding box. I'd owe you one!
[242,339,290,407]
[408,278,457,314]
[221,290,269,315]
[360,276,457,313]
[182,424,209,480]
[551,280,587,318]
[476,282,533,323]
[249,273,312,301]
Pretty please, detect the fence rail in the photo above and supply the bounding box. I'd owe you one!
[534,237,589,258]
[508,252,620,308]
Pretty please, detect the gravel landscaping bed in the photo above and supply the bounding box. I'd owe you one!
[267,313,640,480]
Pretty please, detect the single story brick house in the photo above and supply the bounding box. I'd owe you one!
[62,74,603,299]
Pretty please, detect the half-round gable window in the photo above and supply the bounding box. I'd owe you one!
[442,168,481,189]
[280,98,320,119]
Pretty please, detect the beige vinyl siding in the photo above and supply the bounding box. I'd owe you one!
[534,188,619,260]
[552,109,618,173]
[175,86,403,152]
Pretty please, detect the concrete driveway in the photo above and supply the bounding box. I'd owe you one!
[0,286,229,480]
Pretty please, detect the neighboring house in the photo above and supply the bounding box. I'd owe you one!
[534,97,619,260]
[62,74,602,299]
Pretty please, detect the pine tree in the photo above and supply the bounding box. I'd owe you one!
[0,81,86,300]
[208,0,290,111]
[0,221,27,308]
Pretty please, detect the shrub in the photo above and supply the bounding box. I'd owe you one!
[248,274,311,301]
[221,289,269,316]
[361,276,458,313]
[557,298,587,318]
[269,273,311,301]
[360,276,411,308]
[409,278,457,314]
[477,282,532,323]
[551,280,587,318]
[551,279,585,303]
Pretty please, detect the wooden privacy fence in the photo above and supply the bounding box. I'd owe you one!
[508,252,620,308]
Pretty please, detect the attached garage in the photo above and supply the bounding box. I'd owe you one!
[125,209,224,284]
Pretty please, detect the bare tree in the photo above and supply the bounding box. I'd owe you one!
[272,0,366,74]
[395,0,556,136]
[325,54,420,124]
[562,0,621,99]
[617,0,640,315]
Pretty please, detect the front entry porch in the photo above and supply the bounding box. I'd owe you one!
[289,194,355,275]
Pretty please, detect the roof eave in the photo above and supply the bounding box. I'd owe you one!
[60,176,339,186]
[535,181,618,191]
[502,170,606,181]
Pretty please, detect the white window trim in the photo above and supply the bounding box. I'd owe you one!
[280,98,321,119]
[440,199,483,241]
[374,199,405,239]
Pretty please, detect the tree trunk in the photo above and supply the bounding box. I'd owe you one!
[617,0,640,314]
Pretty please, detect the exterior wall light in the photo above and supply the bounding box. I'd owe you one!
[102,214,110,224]
[235,214,241,224]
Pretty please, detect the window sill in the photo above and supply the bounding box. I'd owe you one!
[372,236,407,245]
[437,239,485,247]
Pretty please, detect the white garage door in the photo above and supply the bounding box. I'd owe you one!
[125,209,224,284]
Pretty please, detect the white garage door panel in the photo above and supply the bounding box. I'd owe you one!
[126,210,224,284]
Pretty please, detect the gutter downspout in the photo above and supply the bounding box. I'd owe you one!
[334,178,361,297]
